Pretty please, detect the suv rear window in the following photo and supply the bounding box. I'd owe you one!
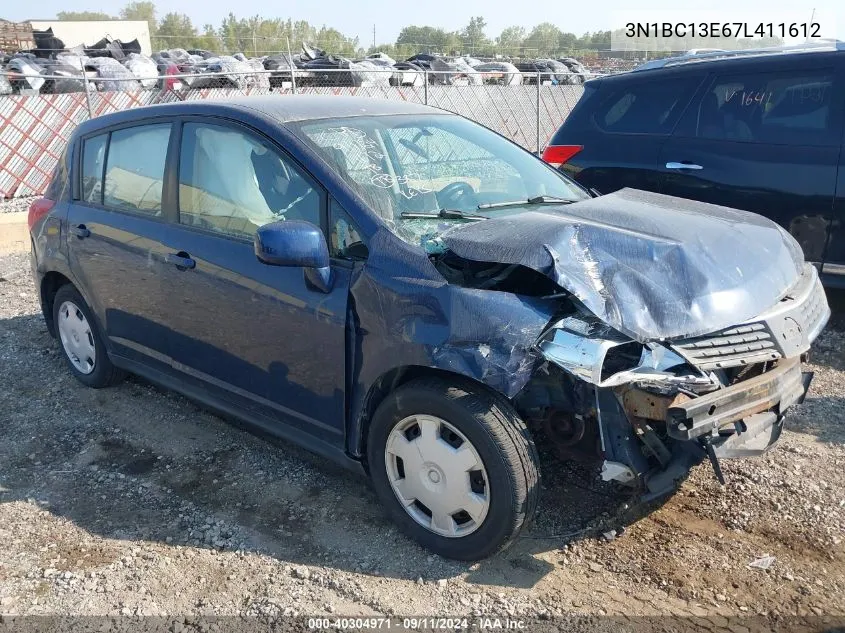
[594,76,701,134]
[692,70,836,145]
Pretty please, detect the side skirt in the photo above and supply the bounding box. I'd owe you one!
[109,353,367,477]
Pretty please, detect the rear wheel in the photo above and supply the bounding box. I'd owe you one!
[367,377,540,560]
[52,284,124,388]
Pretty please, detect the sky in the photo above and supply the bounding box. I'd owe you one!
[6,0,844,48]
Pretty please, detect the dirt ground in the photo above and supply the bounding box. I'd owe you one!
[1,248,844,629]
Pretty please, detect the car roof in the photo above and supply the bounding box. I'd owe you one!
[73,95,448,136]
[630,41,845,73]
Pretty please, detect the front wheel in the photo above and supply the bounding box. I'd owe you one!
[367,377,540,560]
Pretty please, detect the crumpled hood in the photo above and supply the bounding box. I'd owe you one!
[439,188,805,342]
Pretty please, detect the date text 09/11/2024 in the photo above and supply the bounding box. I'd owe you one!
[623,22,822,39]
[307,617,527,630]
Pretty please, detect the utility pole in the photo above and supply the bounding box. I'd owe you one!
[373,24,376,50]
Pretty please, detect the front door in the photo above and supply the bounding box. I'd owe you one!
[161,121,350,445]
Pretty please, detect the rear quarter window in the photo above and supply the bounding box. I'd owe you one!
[45,146,70,201]
[594,76,701,135]
[80,134,107,204]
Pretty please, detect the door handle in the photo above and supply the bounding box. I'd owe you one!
[165,252,196,270]
[666,162,703,170]
[70,224,90,238]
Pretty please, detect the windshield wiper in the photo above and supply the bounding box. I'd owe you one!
[400,209,488,220]
[477,195,577,210]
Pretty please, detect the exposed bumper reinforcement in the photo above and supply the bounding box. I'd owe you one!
[666,359,810,441]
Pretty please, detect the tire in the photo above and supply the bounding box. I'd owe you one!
[367,377,540,560]
[52,284,124,388]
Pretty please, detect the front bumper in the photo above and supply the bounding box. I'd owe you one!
[534,264,828,496]
[666,357,810,444]
[598,358,814,496]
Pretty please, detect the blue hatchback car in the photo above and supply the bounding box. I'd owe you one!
[30,96,829,560]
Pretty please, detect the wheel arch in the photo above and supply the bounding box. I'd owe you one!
[349,365,514,464]
[40,271,74,337]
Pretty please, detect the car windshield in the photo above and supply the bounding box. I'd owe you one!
[290,114,589,252]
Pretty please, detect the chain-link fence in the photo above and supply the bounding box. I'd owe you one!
[1,68,589,198]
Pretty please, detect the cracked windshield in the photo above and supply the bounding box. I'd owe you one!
[292,114,588,252]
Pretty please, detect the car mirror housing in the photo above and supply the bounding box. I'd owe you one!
[254,220,332,292]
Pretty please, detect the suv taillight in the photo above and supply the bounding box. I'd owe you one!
[28,198,55,231]
[542,145,583,168]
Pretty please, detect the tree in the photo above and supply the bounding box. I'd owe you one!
[120,1,157,41]
[56,11,114,20]
[496,26,526,56]
[397,26,453,53]
[557,31,578,53]
[155,12,198,50]
[524,22,562,56]
[461,16,488,53]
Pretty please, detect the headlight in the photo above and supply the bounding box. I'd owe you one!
[537,315,707,388]
[537,316,644,386]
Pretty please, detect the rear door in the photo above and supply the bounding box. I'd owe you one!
[66,121,176,372]
[554,72,704,194]
[159,120,351,446]
[658,60,844,265]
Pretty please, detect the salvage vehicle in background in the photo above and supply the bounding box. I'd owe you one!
[543,42,845,287]
[29,96,829,560]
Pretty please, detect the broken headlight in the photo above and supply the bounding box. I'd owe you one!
[536,315,712,388]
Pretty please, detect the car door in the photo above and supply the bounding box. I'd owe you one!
[559,72,704,195]
[658,61,844,266]
[159,120,350,445]
[823,70,845,285]
[66,122,176,373]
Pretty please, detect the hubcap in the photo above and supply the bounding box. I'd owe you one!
[384,414,489,538]
[57,300,96,375]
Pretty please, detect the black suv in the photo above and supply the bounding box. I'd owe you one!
[544,44,845,287]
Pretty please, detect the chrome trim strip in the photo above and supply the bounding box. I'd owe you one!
[823,262,845,275]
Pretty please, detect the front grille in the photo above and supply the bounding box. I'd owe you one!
[673,322,781,371]
[799,278,827,338]
[672,266,829,372]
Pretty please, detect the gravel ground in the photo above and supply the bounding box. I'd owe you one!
[0,197,36,214]
[1,247,844,627]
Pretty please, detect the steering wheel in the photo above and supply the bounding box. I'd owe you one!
[436,181,477,208]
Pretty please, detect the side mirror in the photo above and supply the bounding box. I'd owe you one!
[254,220,333,292]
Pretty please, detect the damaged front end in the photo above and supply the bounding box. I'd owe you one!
[520,264,829,499]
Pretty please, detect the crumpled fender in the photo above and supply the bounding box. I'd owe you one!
[346,229,557,456]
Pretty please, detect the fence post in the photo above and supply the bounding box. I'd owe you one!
[536,72,541,155]
[80,65,94,119]
[423,70,428,105]
[286,37,297,95]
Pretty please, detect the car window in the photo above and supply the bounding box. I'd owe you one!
[46,146,70,201]
[330,199,367,260]
[295,115,587,239]
[103,125,171,215]
[595,77,700,134]
[178,123,319,240]
[694,71,836,145]
[384,126,523,198]
[80,134,107,204]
